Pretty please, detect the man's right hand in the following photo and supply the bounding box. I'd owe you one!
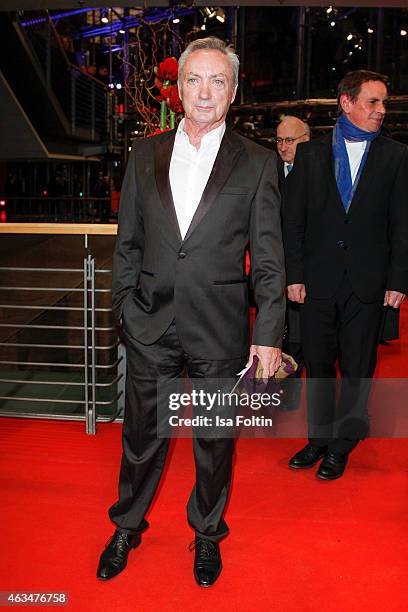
[287,283,306,303]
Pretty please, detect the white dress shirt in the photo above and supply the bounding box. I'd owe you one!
[345,140,367,184]
[169,118,226,239]
[284,162,293,178]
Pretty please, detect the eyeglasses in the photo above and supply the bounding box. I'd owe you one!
[275,133,307,146]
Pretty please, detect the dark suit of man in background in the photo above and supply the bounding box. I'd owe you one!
[283,70,408,480]
[276,116,310,375]
[97,37,285,587]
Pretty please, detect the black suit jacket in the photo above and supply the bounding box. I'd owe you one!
[283,133,408,302]
[112,127,286,360]
[277,157,285,193]
[276,156,301,344]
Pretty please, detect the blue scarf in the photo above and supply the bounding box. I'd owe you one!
[332,114,380,212]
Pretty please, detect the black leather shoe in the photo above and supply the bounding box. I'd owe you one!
[316,452,348,480]
[190,538,222,587]
[288,443,327,469]
[97,530,141,580]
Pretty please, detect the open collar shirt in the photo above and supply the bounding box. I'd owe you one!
[169,118,226,239]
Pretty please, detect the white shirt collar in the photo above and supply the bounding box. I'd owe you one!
[177,118,226,148]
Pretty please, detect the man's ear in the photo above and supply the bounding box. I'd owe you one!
[340,93,352,114]
[230,84,238,105]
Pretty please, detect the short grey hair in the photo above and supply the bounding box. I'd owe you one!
[178,37,239,87]
[278,115,311,136]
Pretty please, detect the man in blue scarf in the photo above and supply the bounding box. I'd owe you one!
[283,70,408,480]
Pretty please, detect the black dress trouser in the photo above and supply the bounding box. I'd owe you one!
[109,322,246,542]
[300,273,385,455]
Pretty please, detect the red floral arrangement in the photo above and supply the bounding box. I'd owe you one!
[156,57,179,82]
[147,127,172,138]
[159,84,183,114]
[154,56,183,130]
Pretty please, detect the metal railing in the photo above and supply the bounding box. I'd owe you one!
[16,10,112,140]
[2,197,113,223]
[69,71,110,139]
[0,223,123,434]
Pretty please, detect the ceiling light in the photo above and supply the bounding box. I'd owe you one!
[326,7,333,14]
[367,27,374,34]
[330,21,335,27]
[203,7,216,19]
[347,34,353,41]
[216,8,226,23]
[401,29,407,37]
[173,18,180,24]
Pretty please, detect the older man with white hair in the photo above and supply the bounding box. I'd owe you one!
[276,115,310,184]
[276,116,310,392]
[97,37,285,587]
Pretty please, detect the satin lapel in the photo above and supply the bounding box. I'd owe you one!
[183,128,244,243]
[322,135,347,218]
[346,138,382,216]
[153,131,182,243]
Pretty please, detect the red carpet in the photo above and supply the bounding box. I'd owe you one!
[1,422,408,611]
[1,304,408,611]
[376,304,408,377]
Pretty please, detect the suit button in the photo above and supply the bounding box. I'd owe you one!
[178,252,186,259]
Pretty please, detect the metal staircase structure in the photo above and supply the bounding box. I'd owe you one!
[0,11,116,161]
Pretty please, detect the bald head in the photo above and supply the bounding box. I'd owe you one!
[276,116,310,164]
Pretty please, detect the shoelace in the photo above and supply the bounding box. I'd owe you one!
[324,453,344,465]
[106,531,130,551]
[189,539,217,559]
[304,444,319,457]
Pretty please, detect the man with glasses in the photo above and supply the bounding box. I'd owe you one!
[276,116,310,186]
[276,116,310,400]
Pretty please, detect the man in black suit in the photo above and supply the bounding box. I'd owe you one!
[97,37,285,586]
[283,70,408,480]
[276,115,310,189]
[276,116,310,376]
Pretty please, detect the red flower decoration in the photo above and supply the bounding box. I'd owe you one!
[147,127,173,137]
[159,84,171,100]
[166,85,183,113]
[156,57,178,82]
